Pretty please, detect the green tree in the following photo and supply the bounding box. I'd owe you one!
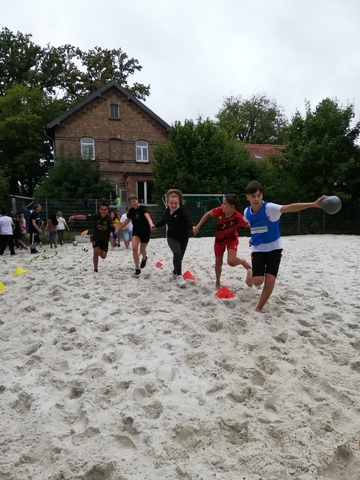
[0,169,9,208]
[34,152,116,199]
[216,93,287,144]
[152,118,257,199]
[0,84,64,196]
[283,98,360,201]
[0,28,150,103]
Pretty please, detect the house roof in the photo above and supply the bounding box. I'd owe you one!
[245,144,284,160]
[45,80,171,134]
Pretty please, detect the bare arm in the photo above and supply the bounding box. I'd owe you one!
[68,215,87,223]
[32,218,42,233]
[144,212,155,229]
[280,195,327,214]
[193,211,212,236]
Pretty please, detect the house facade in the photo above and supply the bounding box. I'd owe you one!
[45,80,170,207]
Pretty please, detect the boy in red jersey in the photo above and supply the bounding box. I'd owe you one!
[193,194,252,289]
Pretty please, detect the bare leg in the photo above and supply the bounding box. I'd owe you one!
[132,236,141,269]
[215,256,223,289]
[254,273,276,313]
[227,250,253,287]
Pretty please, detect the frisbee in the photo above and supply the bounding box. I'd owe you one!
[320,196,342,215]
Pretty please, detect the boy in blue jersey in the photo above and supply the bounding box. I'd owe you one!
[244,181,326,313]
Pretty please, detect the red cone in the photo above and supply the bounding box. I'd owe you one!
[214,286,235,299]
[156,261,163,268]
[183,270,195,281]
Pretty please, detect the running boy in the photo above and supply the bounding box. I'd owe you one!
[68,203,119,272]
[193,194,252,289]
[120,194,155,278]
[244,180,327,313]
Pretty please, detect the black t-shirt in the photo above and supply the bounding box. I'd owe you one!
[29,210,41,233]
[87,214,113,241]
[127,205,150,236]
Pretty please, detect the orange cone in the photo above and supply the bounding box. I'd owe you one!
[183,270,195,281]
[156,261,163,268]
[214,286,235,299]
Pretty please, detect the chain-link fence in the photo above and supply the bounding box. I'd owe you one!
[9,196,360,239]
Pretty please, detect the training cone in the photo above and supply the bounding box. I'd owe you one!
[0,282,7,292]
[156,261,163,268]
[215,286,235,299]
[183,270,195,281]
[13,266,27,276]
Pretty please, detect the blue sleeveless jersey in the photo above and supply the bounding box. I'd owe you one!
[246,201,281,246]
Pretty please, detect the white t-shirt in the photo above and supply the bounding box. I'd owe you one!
[243,202,283,252]
[56,217,67,230]
[0,215,14,235]
[120,213,133,230]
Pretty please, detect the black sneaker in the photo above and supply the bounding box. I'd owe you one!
[31,249,40,254]
[134,268,141,278]
[140,256,147,269]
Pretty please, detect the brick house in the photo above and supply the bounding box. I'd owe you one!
[245,144,285,160]
[45,80,170,208]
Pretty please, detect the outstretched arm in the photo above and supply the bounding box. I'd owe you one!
[144,212,155,229]
[68,215,87,223]
[280,195,327,214]
[193,210,212,236]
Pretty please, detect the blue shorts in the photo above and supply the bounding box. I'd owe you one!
[123,230,133,242]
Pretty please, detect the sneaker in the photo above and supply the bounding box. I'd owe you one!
[31,249,40,254]
[134,268,141,278]
[177,275,186,288]
[140,256,147,269]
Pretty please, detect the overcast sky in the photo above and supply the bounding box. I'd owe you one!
[4,0,360,126]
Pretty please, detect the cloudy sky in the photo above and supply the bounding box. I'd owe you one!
[4,0,360,125]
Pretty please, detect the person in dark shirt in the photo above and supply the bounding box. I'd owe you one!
[120,194,155,278]
[68,203,119,272]
[153,189,196,288]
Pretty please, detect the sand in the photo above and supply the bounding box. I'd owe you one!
[1,234,360,480]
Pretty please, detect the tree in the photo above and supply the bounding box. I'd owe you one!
[0,28,150,103]
[152,118,258,199]
[0,84,64,196]
[34,152,116,199]
[216,93,287,144]
[0,169,9,208]
[283,98,360,201]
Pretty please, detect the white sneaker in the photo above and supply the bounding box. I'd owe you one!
[177,275,186,288]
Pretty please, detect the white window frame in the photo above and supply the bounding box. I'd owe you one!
[110,104,120,119]
[137,181,156,205]
[136,140,149,163]
[81,137,95,160]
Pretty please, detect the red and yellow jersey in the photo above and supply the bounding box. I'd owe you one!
[211,205,249,246]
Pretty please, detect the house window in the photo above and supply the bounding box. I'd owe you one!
[81,137,95,159]
[136,140,148,162]
[110,104,120,119]
[137,181,155,205]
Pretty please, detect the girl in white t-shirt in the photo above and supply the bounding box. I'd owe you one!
[56,212,69,246]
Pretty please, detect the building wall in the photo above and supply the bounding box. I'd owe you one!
[53,87,169,194]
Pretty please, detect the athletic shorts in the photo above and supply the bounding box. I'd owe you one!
[214,238,238,257]
[133,232,150,244]
[251,249,283,277]
[92,238,109,252]
[29,232,40,244]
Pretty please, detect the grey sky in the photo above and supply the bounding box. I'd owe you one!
[4,0,360,126]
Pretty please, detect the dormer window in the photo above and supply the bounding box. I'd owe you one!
[110,104,120,119]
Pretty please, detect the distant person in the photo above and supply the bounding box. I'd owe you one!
[0,209,16,255]
[152,189,196,288]
[68,203,119,272]
[193,194,252,289]
[28,204,43,254]
[45,214,58,248]
[120,207,133,249]
[56,212,69,246]
[115,195,122,213]
[243,180,327,313]
[12,213,27,249]
[19,213,27,246]
[20,203,31,230]
[109,210,121,249]
[120,194,155,278]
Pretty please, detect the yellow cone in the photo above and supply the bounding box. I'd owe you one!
[13,266,27,276]
[0,282,7,292]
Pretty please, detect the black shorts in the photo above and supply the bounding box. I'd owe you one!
[132,232,150,244]
[92,238,109,252]
[251,249,283,277]
[29,231,40,244]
